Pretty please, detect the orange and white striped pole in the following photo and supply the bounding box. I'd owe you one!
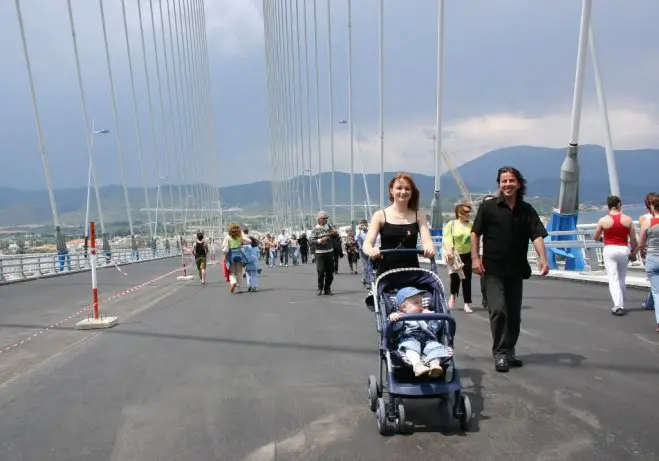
[176,235,194,281]
[75,221,118,329]
[90,221,99,319]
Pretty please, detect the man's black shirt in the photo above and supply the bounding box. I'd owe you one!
[471,195,548,277]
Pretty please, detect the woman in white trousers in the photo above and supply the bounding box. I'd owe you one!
[593,196,638,316]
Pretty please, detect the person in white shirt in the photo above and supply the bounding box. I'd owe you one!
[277,230,291,266]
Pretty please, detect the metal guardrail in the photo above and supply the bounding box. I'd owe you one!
[0,247,181,284]
[428,229,645,273]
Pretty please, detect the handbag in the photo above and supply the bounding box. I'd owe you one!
[443,220,465,277]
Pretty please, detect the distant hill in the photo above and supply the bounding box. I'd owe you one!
[0,145,655,226]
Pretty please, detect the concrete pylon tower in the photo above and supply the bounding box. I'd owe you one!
[547,0,592,272]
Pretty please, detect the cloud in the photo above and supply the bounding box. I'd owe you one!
[304,104,659,177]
[204,0,263,57]
[2,0,659,192]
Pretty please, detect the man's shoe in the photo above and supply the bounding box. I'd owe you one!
[495,357,509,372]
[507,355,523,367]
[317,289,324,296]
[324,289,333,296]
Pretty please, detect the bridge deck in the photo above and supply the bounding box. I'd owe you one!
[0,261,657,460]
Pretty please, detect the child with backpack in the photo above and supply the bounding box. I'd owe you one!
[192,232,209,284]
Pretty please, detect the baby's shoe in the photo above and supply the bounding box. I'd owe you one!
[413,362,430,377]
[428,360,444,378]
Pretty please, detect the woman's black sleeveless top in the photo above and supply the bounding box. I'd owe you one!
[377,210,420,275]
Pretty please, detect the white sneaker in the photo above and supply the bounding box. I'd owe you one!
[428,360,444,378]
[413,362,430,377]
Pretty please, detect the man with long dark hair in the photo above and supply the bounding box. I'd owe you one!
[470,167,549,373]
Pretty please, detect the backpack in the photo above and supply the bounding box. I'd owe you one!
[194,241,208,258]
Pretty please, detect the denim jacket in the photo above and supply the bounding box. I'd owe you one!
[392,317,441,342]
[243,245,261,271]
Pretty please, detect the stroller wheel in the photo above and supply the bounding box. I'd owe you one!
[459,394,472,431]
[375,398,390,435]
[396,403,406,433]
[367,376,378,412]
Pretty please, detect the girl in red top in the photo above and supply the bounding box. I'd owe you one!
[593,196,638,316]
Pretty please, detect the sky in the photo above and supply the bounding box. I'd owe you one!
[1,0,658,191]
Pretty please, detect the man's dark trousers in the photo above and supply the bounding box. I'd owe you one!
[483,273,524,358]
[316,251,334,291]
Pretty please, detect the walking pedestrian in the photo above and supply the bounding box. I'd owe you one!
[192,232,208,284]
[470,167,549,373]
[311,211,335,295]
[443,202,474,313]
[593,196,638,316]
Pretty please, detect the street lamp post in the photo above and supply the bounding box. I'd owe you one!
[154,174,167,238]
[347,0,355,229]
[84,117,110,239]
[430,0,445,231]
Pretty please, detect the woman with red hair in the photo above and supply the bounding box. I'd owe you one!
[222,222,252,293]
[362,173,436,276]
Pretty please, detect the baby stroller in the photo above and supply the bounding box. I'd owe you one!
[364,248,472,435]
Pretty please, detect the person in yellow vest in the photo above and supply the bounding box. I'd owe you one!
[222,222,252,293]
[443,203,474,313]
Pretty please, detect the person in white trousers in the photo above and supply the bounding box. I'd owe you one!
[593,196,638,316]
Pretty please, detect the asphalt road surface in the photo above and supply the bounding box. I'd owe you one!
[0,260,656,460]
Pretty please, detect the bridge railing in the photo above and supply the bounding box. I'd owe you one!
[427,229,645,272]
[0,248,181,283]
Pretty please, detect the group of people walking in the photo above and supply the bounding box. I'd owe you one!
[188,166,656,373]
[594,192,659,331]
[311,169,549,372]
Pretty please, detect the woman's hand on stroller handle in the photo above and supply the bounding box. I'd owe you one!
[368,248,382,260]
[422,246,436,259]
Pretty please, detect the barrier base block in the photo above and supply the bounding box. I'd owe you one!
[75,316,118,330]
[177,275,194,281]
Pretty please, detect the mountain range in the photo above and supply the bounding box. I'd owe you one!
[1,145,655,227]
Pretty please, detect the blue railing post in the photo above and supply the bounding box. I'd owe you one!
[430,228,443,261]
[546,211,586,271]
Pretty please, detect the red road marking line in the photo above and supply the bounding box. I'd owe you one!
[0,259,196,355]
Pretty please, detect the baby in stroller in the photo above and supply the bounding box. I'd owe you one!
[390,287,454,378]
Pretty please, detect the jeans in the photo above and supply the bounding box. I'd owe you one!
[280,245,289,265]
[644,289,654,309]
[603,245,630,310]
[57,249,71,272]
[398,337,452,365]
[644,254,659,324]
[269,249,277,267]
[246,269,259,288]
[360,252,370,284]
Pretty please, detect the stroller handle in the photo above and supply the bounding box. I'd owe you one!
[377,248,438,272]
[379,248,425,255]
